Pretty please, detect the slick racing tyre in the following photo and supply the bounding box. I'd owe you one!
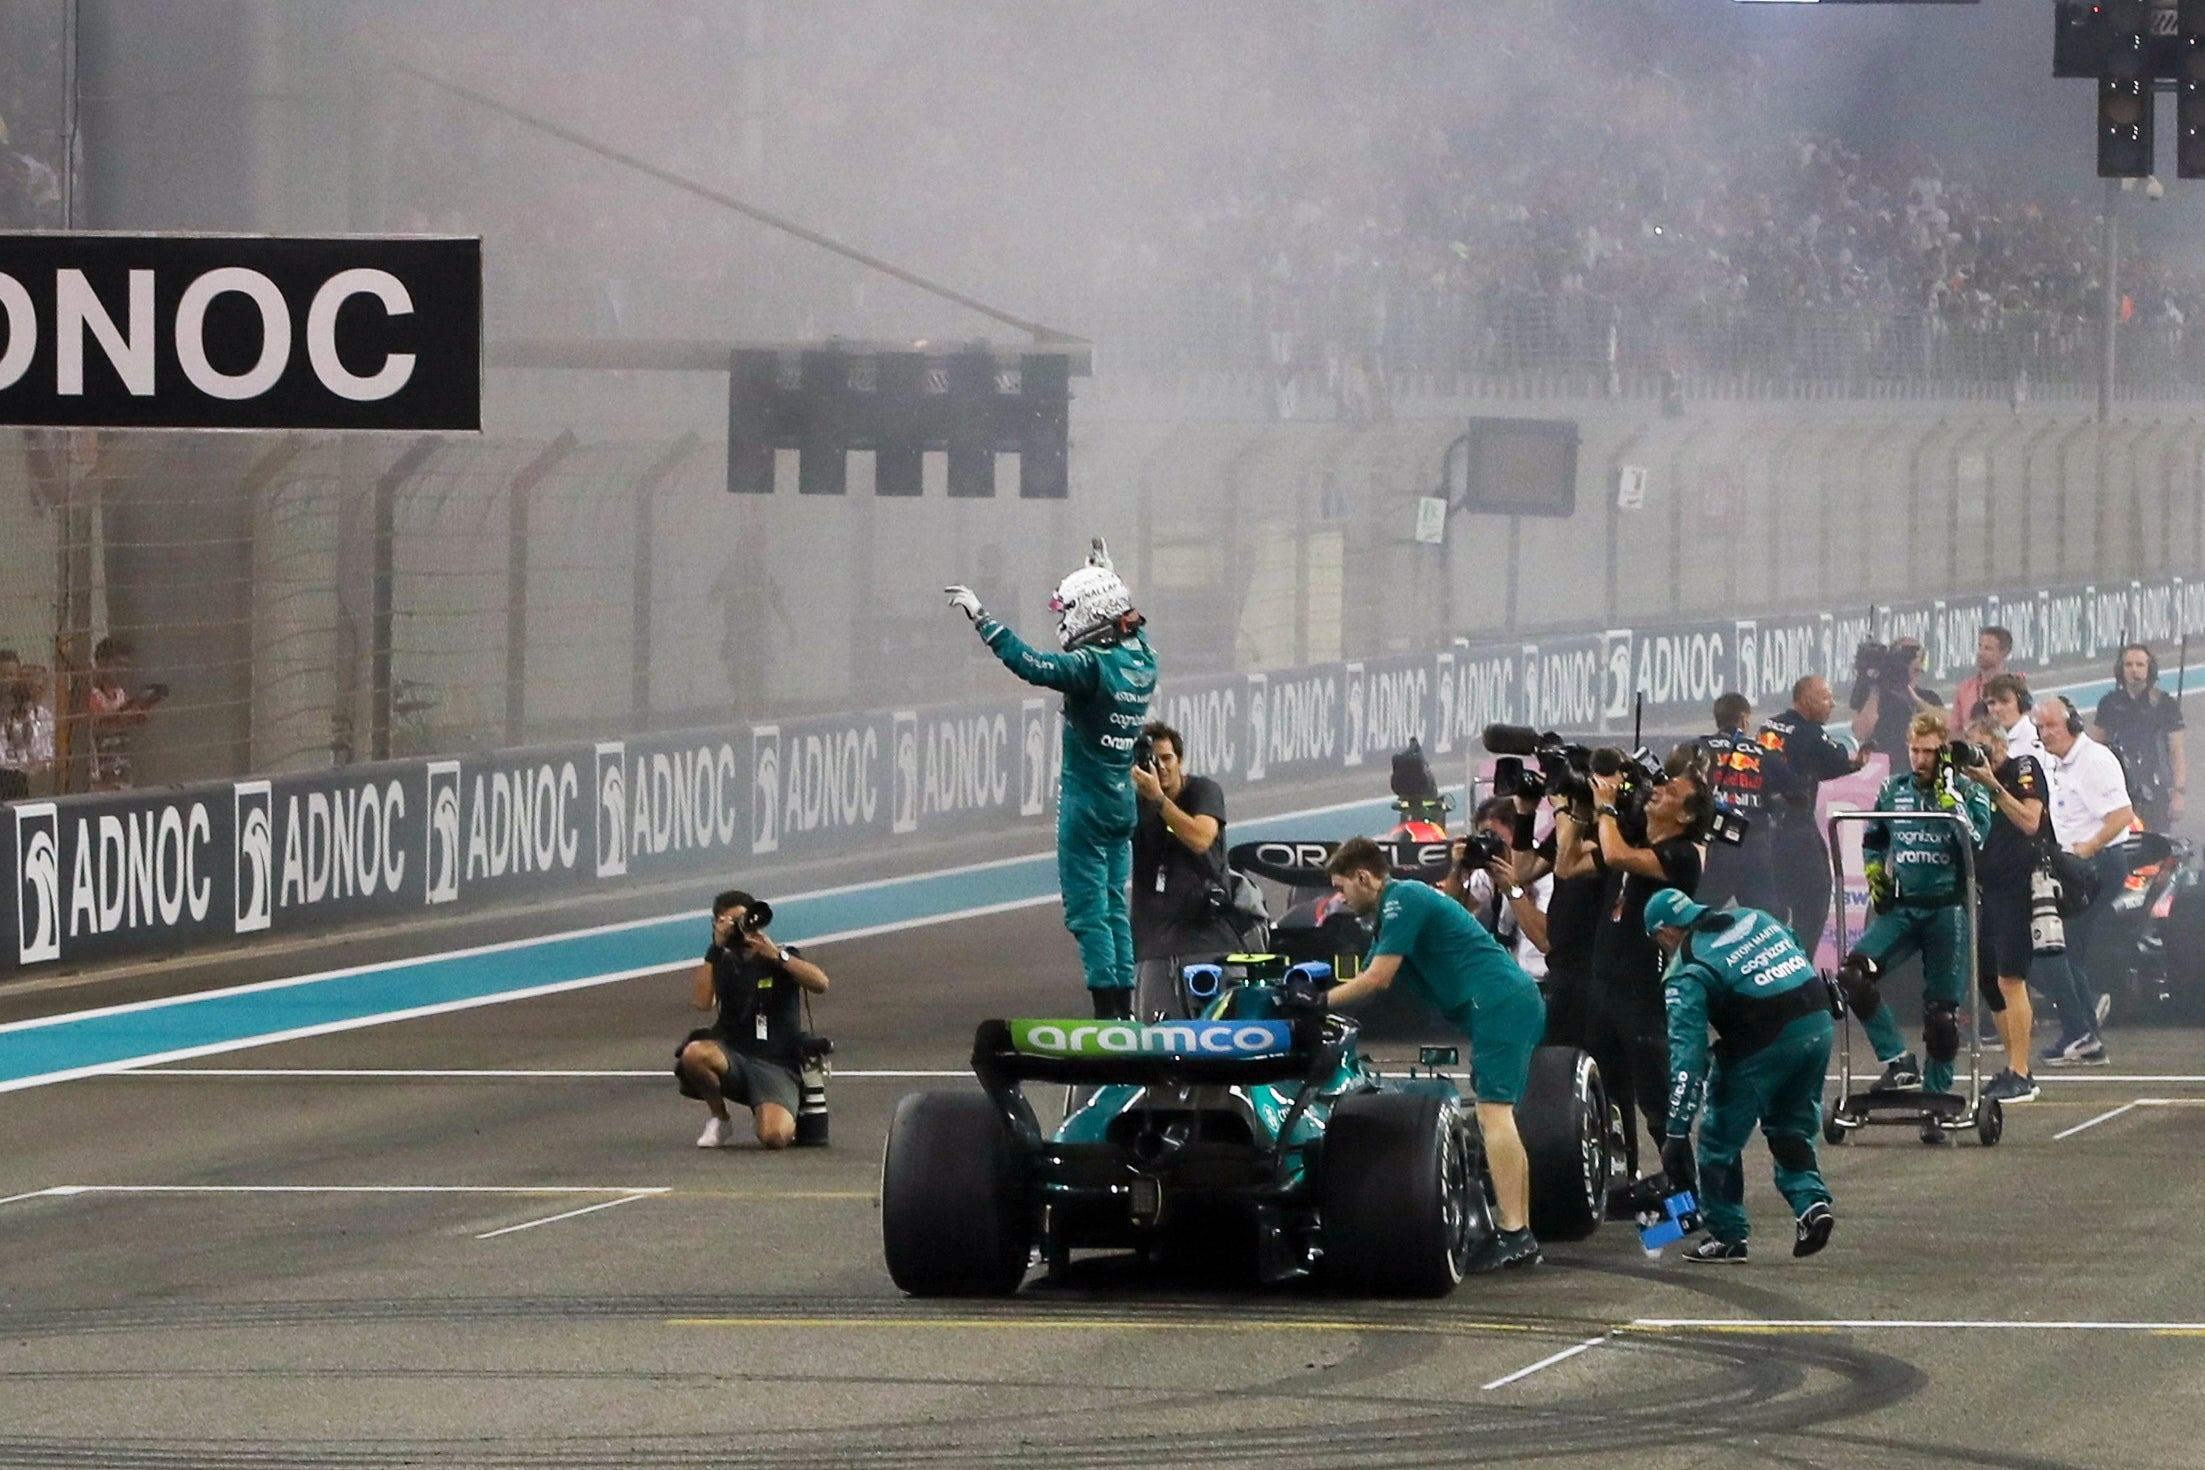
[1519,1046,1611,1242]
[881,1092,1031,1296]
[1321,1091,1484,1296]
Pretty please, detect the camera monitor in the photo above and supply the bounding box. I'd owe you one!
[1455,417,1579,518]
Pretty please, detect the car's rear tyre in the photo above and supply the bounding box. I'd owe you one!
[1321,1091,1482,1296]
[1519,1045,1611,1243]
[881,1092,1030,1296]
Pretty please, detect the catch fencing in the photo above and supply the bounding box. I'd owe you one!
[4,408,2204,796]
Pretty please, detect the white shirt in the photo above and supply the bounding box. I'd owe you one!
[2001,714,2043,761]
[2042,734,2133,851]
[1466,869,1554,979]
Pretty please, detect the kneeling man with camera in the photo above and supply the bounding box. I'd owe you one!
[678,890,831,1149]
[1323,836,1547,1271]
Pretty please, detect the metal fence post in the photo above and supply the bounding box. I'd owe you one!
[631,433,702,733]
[371,437,441,762]
[502,431,578,746]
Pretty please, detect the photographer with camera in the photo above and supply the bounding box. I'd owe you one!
[1587,745,1713,1176]
[1130,720,1247,1020]
[677,890,831,1149]
[1758,676,1871,955]
[2093,644,2186,830]
[1645,889,1837,1264]
[2034,695,2137,1066]
[1832,713,1992,1123]
[1955,718,2048,1104]
[1699,692,1776,913]
[1849,635,1943,763]
[1324,835,1547,1271]
[1453,796,1552,979]
[948,537,1155,1018]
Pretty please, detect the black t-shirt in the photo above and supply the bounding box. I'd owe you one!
[1592,835,1703,990]
[1853,680,1942,764]
[1131,774,1235,958]
[1758,710,1857,817]
[1979,754,2048,890]
[1540,829,1604,978]
[2095,688,2185,804]
[709,950,806,1069]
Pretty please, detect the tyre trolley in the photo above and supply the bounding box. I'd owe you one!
[1820,809,2003,1148]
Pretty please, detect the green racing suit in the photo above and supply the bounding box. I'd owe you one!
[1664,905,1835,1246]
[975,615,1157,995]
[1854,767,1993,1093]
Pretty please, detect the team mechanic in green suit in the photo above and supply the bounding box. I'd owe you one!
[1838,710,1994,1105]
[1645,888,1837,1264]
[947,539,1157,1018]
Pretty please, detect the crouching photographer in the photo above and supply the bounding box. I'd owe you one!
[677,890,832,1150]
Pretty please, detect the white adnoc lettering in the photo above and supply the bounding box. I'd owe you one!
[65,802,214,939]
[1445,648,1518,745]
[625,744,741,859]
[782,724,880,835]
[919,712,1012,817]
[2041,588,2092,663]
[1935,601,1983,678]
[2130,580,2178,645]
[2180,580,2205,641]
[1358,665,1428,755]
[1264,672,1338,768]
[1632,629,1728,709]
[2092,585,2132,653]
[1527,643,1602,729]
[463,762,580,882]
[1153,684,1238,777]
[276,781,407,910]
[0,266,418,402]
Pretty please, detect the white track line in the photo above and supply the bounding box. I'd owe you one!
[0,1187,64,1207]
[2055,1102,2143,1139]
[1632,1318,2205,1332]
[15,1184,672,1196]
[1481,1333,1611,1390]
[474,1192,653,1240]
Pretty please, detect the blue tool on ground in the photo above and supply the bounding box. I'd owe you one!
[1635,1188,1704,1257]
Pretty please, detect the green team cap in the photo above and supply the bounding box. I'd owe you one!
[1642,887,1709,936]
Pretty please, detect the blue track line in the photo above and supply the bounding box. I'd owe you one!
[0,793,1411,1092]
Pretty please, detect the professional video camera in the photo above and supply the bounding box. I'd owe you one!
[1853,640,1916,693]
[1482,725,1666,815]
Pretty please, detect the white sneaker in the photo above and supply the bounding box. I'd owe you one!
[696,1116,735,1148]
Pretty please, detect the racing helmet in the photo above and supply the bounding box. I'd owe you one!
[1050,536,1138,650]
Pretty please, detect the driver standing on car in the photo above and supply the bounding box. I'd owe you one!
[1323,835,1547,1271]
[1645,889,1837,1264]
[948,538,1157,1018]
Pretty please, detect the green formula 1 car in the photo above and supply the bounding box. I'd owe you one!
[881,956,1617,1298]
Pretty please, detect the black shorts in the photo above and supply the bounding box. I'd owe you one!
[675,1030,802,1114]
[1976,886,2034,1008]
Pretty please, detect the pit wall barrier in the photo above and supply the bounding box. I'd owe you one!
[7,573,2199,976]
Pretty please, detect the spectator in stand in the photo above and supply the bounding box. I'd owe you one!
[1,650,54,801]
[87,637,164,793]
[2093,644,2186,830]
[1951,626,2013,729]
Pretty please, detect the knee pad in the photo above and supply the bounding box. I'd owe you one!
[1090,988,1133,1021]
[1923,1001,1959,1065]
[1767,1133,1817,1174]
[1836,953,1883,1023]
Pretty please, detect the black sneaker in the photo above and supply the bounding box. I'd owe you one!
[1681,1236,1749,1264]
[1469,1226,1541,1272]
[1982,1070,2040,1103]
[1793,1201,1835,1258]
[1871,1053,1922,1091]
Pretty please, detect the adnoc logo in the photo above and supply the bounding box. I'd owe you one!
[425,760,461,905]
[15,802,60,964]
[595,741,627,878]
[751,725,781,855]
[234,780,273,934]
[1009,1019,1294,1059]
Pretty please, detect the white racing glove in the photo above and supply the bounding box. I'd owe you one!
[945,585,985,623]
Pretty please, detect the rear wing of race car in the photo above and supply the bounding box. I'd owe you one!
[1228,837,1454,887]
[970,1015,1328,1090]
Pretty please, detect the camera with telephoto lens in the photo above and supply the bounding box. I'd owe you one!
[1133,731,1156,771]
[1853,640,1915,693]
[1947,739,1989,771]
[1491,756,1544,801]
[722,899,772,937]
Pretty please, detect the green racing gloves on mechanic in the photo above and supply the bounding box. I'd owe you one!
[948,538,1157,1020]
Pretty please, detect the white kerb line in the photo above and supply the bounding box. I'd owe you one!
[1480,1333,1612,1390]
[120,1068,970,1079]
[475,1192,656,1240]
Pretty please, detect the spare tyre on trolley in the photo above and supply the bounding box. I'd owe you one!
[881,1092,1031,1296]
[1517,1045,1613,1242]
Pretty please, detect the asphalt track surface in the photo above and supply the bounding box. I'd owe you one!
[4,891,2204,1469]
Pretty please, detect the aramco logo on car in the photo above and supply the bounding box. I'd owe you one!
[1010,1020,1294,1058]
